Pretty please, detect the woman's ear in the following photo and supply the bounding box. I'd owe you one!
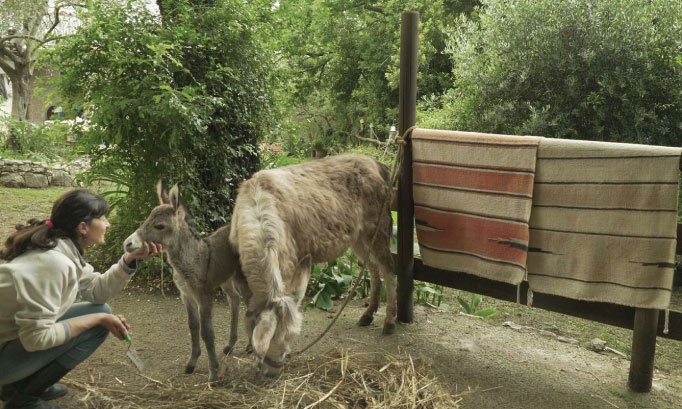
[77,221,89,236]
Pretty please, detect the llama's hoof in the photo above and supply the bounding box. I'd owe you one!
[184,365,196,374]
[357,315,374,327]
[382,322,396,335]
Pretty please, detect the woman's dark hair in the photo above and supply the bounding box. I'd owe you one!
[0,189,109,261]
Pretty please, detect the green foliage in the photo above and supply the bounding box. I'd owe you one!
[415,281,444,306]
[425,0,682,146]
[342,143,397,169]
[0,118,80,162]
[259,150,307,170]
[306,250,360,311]
[457,293,497,318]
[270,1,478,149]
[46,0,273,271]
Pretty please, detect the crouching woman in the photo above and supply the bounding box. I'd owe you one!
[0,189,162,409]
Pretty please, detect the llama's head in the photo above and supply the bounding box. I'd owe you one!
[251,296,302,376]
[124,179,187,254]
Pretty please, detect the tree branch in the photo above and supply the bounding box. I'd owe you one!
[353,134,387,146]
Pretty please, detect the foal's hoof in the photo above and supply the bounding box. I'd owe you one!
[382,323,396,335]
[184,364,196,374]
[223,345,234,355]
[357,315,374,327]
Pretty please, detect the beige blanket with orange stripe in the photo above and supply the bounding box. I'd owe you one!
[412,128,542,285]
[412,129,681,309]
[526,138,681,309]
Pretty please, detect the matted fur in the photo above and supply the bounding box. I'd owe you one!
[229,153,396,375]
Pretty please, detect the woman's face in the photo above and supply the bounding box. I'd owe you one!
[80,215,111,247]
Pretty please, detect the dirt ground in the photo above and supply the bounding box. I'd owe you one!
[43,288,678,409]
[2,187,682,408]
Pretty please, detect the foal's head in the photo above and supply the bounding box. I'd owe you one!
[124,179,192,254]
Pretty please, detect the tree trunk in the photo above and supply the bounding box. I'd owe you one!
[10,63,32,121]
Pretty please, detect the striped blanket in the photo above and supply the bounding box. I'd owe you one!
[412,129,681,309]
[412,128,542,285]
[526,138,681,309]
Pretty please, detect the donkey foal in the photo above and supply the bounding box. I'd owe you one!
[124,180,249,382]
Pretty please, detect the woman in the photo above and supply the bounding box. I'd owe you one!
[0,189,162,409]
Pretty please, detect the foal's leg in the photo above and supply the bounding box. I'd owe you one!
[197,294,220,382]
[244,296,262,355]
[180,292,202,375]
[221,279,251,355]
[221,282,239,355]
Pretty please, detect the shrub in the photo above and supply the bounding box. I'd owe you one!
[425,0,682,146]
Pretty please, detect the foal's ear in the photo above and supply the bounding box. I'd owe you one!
[157,179,169,205]
[168,182,181,211]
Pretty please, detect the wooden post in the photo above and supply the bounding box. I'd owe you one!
[396,11,418,324]
[628,308,659,392]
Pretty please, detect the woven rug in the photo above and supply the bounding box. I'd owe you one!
[411,128,542,285]
[526,138,681,309]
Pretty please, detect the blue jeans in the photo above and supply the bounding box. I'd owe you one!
[0,303,111,386]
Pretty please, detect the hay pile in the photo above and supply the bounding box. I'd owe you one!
[64,349,464,408]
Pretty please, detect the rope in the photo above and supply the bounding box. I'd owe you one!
[292,125,417,356]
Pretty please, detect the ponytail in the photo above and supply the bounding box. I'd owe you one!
[1,219,57,261]
[0,189,109,261]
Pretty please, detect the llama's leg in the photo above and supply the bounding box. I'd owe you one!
[377,256,397,334]
[292,256,312,306]
[181,293,202,375]
[372,217,397,334]
[198,296,219,382]
[352,243,381,327]
[354,215,396,334]
[359,262,382,327]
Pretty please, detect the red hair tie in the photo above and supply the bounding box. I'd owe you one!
[45,220,54,229]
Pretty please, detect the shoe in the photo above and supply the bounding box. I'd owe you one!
[1,384,67,402]
[3,395,61,409]
[4,362,70,409]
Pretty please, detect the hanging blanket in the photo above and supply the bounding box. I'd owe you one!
[411,128,542,285]
[526,138,681,309]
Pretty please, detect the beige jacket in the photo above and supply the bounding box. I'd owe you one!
[0,239,133,352]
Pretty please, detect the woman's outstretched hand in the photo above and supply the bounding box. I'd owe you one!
[123,241,163,266]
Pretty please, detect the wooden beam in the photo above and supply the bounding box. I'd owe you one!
[396,11,419,324]
[407,256,682,341]
[628,308,659,392]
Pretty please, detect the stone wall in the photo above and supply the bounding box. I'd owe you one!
[0,158,89,188]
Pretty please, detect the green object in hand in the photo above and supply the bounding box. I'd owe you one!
[117,315,144,371]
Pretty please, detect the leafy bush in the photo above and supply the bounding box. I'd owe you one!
[0,118,80,162]
[425,0,682,146]
[47,1,273,273]
[306,250,361,311]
